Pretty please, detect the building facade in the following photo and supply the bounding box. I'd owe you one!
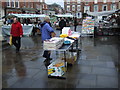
[47,3,64,15]
[64,0,119,18]
[1,0,48,16]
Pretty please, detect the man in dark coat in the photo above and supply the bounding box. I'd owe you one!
[59,18,66,34]
[74,17,78,31]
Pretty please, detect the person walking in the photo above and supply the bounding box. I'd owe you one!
[41,16,56,61]
[74,17,78,31]
[10,17,23,53]
[59,18,66,34]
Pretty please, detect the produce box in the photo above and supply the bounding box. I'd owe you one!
[62,27,72,36]
[43,37,64,50]
[61,52,77,65]
[48,60,67,77]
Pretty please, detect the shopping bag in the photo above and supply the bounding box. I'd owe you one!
[9,36,12,45]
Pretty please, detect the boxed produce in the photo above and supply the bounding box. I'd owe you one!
[48,60,67,77]
[60,52,77,65]
[62,27,72,36]
[43,37,64,50]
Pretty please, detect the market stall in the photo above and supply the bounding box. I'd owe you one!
[54,14,74,29]
[2,24,33,36]
[2,14,46,36]
[43,27,81,79]
[81,17,95,37]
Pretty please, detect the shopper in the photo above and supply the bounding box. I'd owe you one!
[41,16,56,60]
[74,17,78,31]
[59,18,66,34]
[10,17,23,53]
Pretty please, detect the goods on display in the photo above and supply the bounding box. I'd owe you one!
[2,25,33,36]
[61,52,77,65]
[62,27,72,36]
[69,32,81,39]
[48,60,67,77]
[82,17,95,35]
[43,37,64,50]
[60,34,68,38]
[64,38,74,44]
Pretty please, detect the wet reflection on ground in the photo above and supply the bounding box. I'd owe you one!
[2,34,119,88]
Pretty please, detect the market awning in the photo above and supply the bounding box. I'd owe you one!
[7,14,47,18]
[55,14,73,17]
[87,10,117,16]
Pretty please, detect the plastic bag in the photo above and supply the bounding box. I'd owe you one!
[9,36,12,45]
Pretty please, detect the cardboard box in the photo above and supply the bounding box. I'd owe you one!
[48,60,67,77]
[61,52,77,65]
[62,27,72,36]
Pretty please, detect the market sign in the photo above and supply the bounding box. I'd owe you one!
[82,17,95,35]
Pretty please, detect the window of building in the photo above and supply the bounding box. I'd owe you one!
[67,5,70,11]
[94,5,98,12]
[85,2,89,5]
[84,6,90,13]
[39,0,43,2]
[28,2,30,8]
[67,0,70,4]
[6,0,11,7]
[31,3,33,8]
[94,0,97,4]
[15,0,19,8]
[102,5,107,11]
[11,0,15,7]
[77,5,81,11]
[112,0,115,3]
[72,5,75,11]
[77,0,81,3]
[103,0,107,3]
[111,4,116,10]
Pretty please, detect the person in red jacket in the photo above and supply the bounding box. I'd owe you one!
[10,17,23,53]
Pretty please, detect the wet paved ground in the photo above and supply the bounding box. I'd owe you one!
[2,26,119,88]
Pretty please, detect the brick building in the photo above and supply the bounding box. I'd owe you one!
[42,0,48,15]
[1,0,48,16]
[64,0,119,18]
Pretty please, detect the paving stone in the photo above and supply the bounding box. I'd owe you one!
[96,75,118,88]
[72,65,92,74]
[78,78,96,87]
[79,73,97,80]
[98,56,113,61]
[78,60,107,67]
[92,67,118,76]
[10,78,35,88]
[4,76,21,87]
[106,61,116,68]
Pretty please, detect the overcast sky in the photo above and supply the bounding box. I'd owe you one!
[45,0,64,8]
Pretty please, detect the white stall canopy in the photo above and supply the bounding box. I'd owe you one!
[7,14,47,18]
[87,10,117,16]
[55,14,73,18]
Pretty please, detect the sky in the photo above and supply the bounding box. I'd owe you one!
[45,0,64,8]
